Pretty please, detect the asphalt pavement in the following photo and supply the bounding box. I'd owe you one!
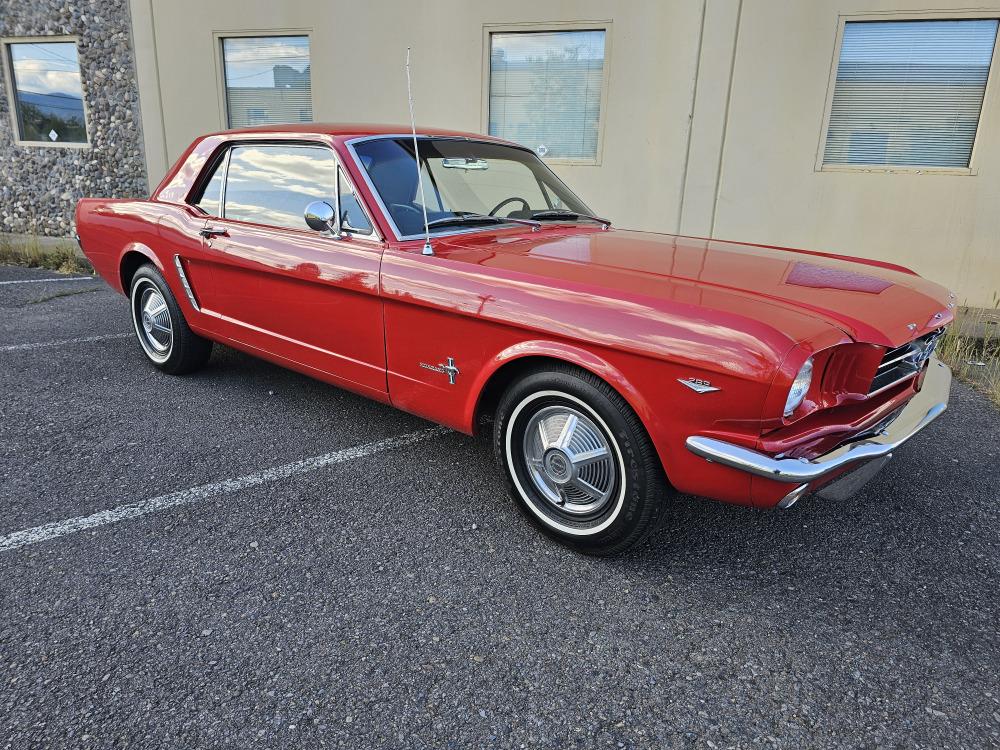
[1,264,998,749]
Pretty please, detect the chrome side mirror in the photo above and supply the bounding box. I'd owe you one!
[304,200,340,236]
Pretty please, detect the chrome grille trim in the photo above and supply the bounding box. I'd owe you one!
[869,327,945,395]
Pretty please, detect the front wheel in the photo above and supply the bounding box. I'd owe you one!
[493,366,671,556]
[129,264,212,375]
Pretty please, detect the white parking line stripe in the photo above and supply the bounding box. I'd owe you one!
[0,276,97,285]
[0,426,450,553]
[0,333,131,352]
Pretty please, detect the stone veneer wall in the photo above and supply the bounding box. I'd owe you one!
[0,0,147,237]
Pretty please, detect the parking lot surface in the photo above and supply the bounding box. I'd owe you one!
[1,264,998,749]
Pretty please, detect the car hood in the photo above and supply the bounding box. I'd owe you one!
[441,228,953,348]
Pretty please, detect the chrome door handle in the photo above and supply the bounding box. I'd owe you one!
[200,226,228,238]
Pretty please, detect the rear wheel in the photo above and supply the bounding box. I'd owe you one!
[129,264,212,375]
[493,366,670,556]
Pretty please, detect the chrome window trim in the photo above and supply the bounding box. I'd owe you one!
[344,134,594,242]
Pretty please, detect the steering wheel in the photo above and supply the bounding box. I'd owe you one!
[390,203,424,220]
[489,197,531,217]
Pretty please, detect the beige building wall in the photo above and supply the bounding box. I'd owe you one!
[706,1,1000,310]
[130,0,1000,307]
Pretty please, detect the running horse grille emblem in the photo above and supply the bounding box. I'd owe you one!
[420,357,461,385]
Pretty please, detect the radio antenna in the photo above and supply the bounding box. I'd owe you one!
[405,47,433,256]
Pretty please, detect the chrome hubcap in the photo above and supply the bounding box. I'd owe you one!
[522,405,617,516]
[134,283,172,359]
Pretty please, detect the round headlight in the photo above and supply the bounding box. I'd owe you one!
[784,358,814,418]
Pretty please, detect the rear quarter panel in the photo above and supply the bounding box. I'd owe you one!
[76,198,167,294]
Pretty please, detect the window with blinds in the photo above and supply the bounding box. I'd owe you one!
[221,36,312,128]
[823,19,998,169]
[489,30,606,160]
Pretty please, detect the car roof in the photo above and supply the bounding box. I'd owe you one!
[211,122,513,143]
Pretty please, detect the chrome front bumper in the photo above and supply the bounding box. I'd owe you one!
[685,358,952,487]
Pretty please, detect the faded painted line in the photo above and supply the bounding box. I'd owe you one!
[0,426,450,553]
[0,333,131,352]
[0,276,96,285]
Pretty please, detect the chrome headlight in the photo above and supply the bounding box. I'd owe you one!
[784,358,814,417]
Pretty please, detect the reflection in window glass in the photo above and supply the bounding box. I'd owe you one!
[353,138,592,237]
[195,159,226,216]
[823,20,999,168]
[6,41,88,143]
[489,30,606,160]
[222,36,312,128]
[222,145,370,234]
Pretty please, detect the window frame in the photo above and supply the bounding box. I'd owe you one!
[815,11,1000,176]
[1,35,91,149]
[481,20,613,167]
[185,139,381,242]
[213,29,314,131]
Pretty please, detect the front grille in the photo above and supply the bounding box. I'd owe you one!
[869,327,945,395]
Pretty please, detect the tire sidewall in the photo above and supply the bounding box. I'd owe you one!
[130,272,174,365]
[130,265,188,371]
[495,370,653,553]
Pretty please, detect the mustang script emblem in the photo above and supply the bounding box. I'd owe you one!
[678,377,720,394]
[420,357,461,385]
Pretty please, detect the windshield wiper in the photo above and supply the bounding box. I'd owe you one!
[530,210,611,227]
[425,212,541,231]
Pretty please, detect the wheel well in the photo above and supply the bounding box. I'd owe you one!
[119,251,150,294]
[473,355,606,438]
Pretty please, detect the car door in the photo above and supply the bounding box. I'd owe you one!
[192,142,387,394]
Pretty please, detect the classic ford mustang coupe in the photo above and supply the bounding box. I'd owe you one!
[76,124,953,555]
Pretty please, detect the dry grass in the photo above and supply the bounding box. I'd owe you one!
[0,234,93,275]
[937,297,1000,408]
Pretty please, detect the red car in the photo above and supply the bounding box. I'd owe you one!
[76,124,953,555]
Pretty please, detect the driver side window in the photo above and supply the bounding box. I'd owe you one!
[196,143,373,235]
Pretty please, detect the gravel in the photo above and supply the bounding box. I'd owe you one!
[1,265,998,749]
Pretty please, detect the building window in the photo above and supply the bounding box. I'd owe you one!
[4,39,88,144]
[221,35,312,129]
[488,29,606,161]
[823,19,998,169]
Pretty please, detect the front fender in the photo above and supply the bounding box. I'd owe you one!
[464,339,655,436]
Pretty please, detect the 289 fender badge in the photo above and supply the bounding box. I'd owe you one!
[420,357,461,385]
[678,377,720,394]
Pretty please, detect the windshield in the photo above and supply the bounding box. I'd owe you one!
[351,137,595,238]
